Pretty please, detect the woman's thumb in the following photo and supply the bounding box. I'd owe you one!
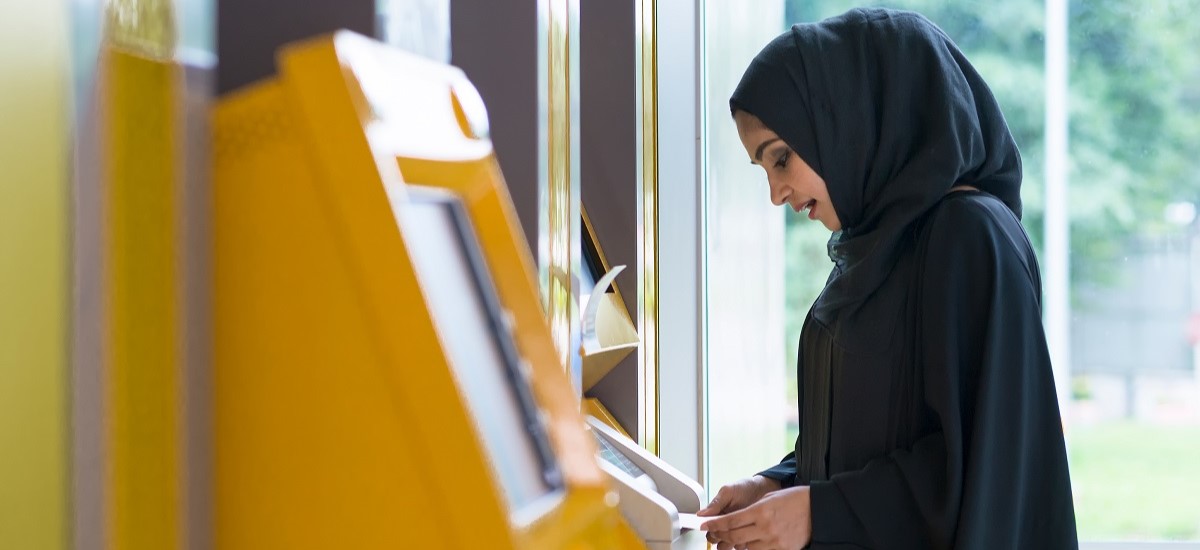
[697,491,726,516]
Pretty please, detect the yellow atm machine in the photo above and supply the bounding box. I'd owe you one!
[404,156,708,550]
[385,41,707,550]
[212,31,644,549]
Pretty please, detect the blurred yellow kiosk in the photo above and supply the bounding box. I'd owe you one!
[386,44,707,550]
[212,31,645,549]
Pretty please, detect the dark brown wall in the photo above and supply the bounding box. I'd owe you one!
[453,0,642,438]
[581,0,637,318]
[579,0,640,439]
[451,0,539,253]
[216,0,376,95]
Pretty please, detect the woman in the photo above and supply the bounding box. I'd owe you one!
[697,8,1078,550]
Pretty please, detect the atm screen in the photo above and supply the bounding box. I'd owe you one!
[398,188,563,512]
[580,214,611,294]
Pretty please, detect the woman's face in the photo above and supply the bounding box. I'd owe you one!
[734,110,841,231]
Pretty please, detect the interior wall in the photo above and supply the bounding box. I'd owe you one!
[453,0,641,437]
[451,0,539,254]
[0,2,70,549]
[216,0,376,95]
[578,0,640,439]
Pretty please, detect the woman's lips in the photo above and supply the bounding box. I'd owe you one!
[794,199,817,218]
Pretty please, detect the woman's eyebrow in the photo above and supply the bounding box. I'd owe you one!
[752,138,782,163]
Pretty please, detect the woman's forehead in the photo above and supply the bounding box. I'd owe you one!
[736,113,775,139]
[734,109,765,128]
[737,125,778,156]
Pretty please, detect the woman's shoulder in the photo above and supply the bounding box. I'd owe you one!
[924,189,1013,226]
[915,190,1039,276]
[919,190,1024,243]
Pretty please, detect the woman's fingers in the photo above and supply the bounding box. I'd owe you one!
[699,487,730,516]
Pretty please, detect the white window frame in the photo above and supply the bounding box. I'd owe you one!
[655,0,705,484]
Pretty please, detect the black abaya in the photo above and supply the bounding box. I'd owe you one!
[759,191,1077,549]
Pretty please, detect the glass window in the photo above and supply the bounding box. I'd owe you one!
[177,0,215,55]
[703,0,789,492]
[703,0,1200,543]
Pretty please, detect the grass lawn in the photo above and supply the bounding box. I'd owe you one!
[1069,421,1200,541]
[784,421,1200,540]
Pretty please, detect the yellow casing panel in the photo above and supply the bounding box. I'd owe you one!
[583,398,633,441]
[102,46,183,550]
[0,3,69,549]
[213,48,505,550]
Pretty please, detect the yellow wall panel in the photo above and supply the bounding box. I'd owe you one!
[103,49,181,550]
[0,2,70,550]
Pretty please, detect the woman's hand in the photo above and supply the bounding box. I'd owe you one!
[698,475,782,517]
[698,475,783,547]
[701,486,812,550]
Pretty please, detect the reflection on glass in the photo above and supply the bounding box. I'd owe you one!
[376,0,450,62]
[176,0,214,54]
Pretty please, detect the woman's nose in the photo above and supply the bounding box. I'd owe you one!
[770,183,790,206]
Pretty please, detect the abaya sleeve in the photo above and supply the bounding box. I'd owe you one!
[757,452,798,488]
[807,196,1077,549]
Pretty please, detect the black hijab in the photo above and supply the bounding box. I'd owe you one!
[730,8,1022,337]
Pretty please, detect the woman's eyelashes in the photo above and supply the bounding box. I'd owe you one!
[773,149,790,169]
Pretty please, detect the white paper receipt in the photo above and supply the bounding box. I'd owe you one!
[678,513,719,531]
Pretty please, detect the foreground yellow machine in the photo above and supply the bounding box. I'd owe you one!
[213,32,642,549]
[390,43,707,550]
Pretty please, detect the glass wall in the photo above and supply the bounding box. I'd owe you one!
[703,0,1200,542]
[703,0,789,492]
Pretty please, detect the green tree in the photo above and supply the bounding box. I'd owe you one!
[782,0,1200,286]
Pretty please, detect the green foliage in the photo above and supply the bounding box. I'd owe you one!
[782,0,1200,299]
[1071,375,1094,401]
[1068,0,1200,278]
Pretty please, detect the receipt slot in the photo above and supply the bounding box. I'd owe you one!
[589,417,708,549]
